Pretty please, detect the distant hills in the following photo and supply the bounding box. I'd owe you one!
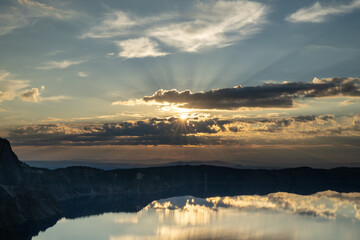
[1,137,360,239]
[25,159,248,170]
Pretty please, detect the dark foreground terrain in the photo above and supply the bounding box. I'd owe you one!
[1,137,360,239]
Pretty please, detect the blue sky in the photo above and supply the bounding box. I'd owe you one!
[0,0,360,167]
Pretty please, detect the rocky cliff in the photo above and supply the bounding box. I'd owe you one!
[0,138,62,231]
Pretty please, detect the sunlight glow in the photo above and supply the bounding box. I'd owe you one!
[180,113,188,120]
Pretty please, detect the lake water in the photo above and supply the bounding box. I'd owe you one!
[33,191,360,240]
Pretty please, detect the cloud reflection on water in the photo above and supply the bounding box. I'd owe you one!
[148,191,360,220]
[34,191,360,240]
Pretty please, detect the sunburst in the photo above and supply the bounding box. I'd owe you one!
[180,113,188,120]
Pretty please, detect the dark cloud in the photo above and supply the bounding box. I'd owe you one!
[6,115,343,146]
[8,118,228,146]
[318,115,335,121]
[142,78,360,109]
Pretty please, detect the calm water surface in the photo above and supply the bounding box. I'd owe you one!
[33,191,360,240]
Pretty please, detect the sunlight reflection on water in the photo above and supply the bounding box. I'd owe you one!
[33,191,360,240]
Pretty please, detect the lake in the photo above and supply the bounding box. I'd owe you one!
[33,191,360,240]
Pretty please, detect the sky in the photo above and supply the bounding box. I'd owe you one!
[0,0,360,168]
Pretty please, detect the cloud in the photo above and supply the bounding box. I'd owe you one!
[223,114,338,134]
[40,95,72,102]
[112,98,150,106]
[0,70,71,103]
[7,120,220,146]
[307,77,360,97]
[141,88,293,109]
[18,86,71,102]
[7,114,357,147]
[36,58,88,70]
[116,37,168,58]
[286,0,360,23]
[117,77,360,110]
[77,72,88,78]
[0,70,30,102]
[19,87,41,102]
[0,0,78,36]
[80,10,141,39]
[82,0,268,58]
[6,118,237,146]
[149,1,268,52]
[340,100,355,106]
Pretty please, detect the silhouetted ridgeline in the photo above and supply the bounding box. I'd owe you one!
[1,137,360,239]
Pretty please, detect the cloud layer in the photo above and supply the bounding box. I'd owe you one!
[6,113,360,146]
[114,78,360,110]
[0,0,78,36]
[83,0,268,58]
[287,0,360,23]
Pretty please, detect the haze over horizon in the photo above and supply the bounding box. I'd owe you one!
[1,0,360,168]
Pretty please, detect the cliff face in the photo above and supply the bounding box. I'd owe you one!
[0,138,23,185]
[1,137,360,237]
[0,138,62,231]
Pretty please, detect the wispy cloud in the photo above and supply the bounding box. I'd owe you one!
[0,70,71,103]
[149,1,268,52]
[0,70,30,102]
[77,72,88,77]
[340,100,355,106]
[287,0,360,23]
[115,77,360,110]
[0,0,78,36]
[41,95,73,102]
[82,0,268,58]
[46,50,64,56]
[18,86,72,103]
[112,98,152,106]
[81,10,146,39]
[116,37,168,58]
[36,58,89,70]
